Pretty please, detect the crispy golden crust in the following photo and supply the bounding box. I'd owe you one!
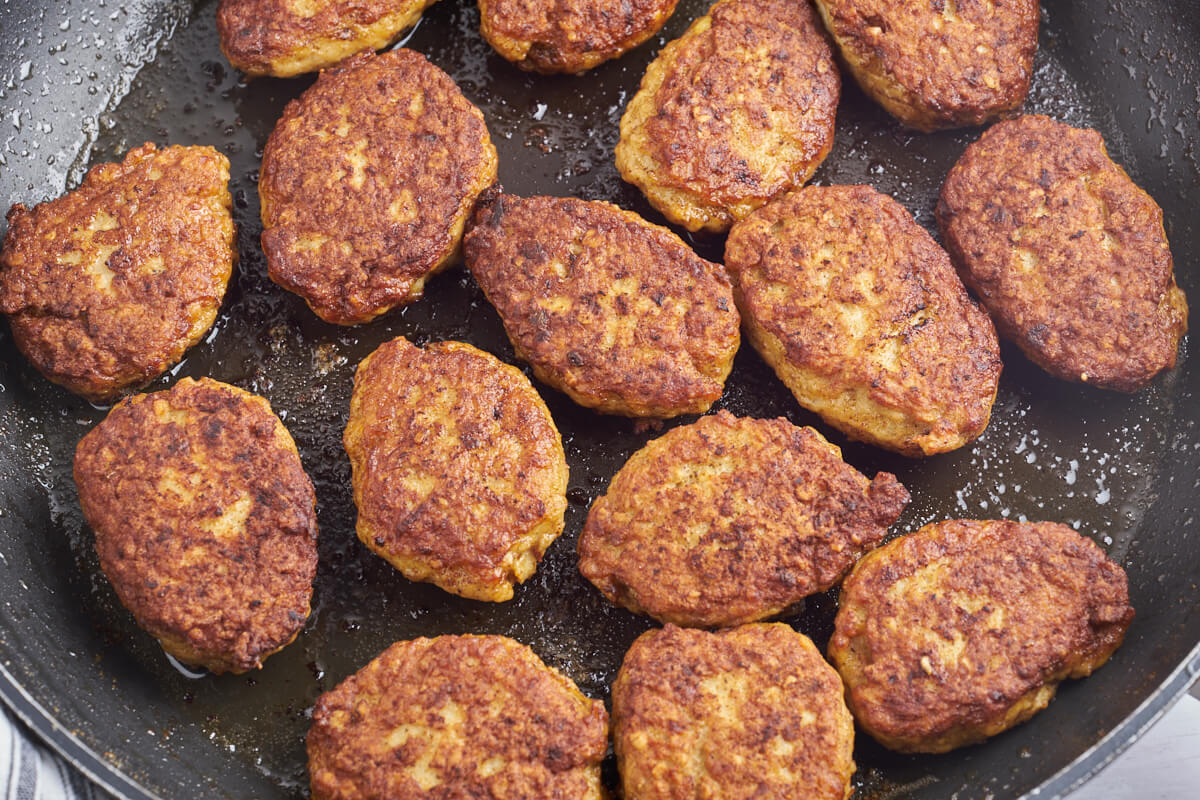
[0,144,233,403]
[615,0,840,233]
[938,115,1188,392]
[343,337,568,602]
[726,185,1002,456]
[464,191,740,418]
[578,410,908,627]
[308,635,609,800]
[260,49,498,325]
[480,0,678,74]
[829,519,1134,754]
[73,378,318,674]
[813,0,1038,131]
[613,624,855,800]
[216,0,439,78]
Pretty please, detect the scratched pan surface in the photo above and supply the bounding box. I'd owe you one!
[0,0,1198,797]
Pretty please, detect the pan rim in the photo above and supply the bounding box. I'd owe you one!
[0,661,159,800]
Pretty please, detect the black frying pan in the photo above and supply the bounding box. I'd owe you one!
[1,0,1198,797]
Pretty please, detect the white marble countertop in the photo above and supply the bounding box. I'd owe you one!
[1068,687,1200,799]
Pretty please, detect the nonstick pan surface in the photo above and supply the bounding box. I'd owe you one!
[1,1,1198,798]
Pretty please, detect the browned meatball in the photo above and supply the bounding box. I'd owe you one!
[0,144,233,402]
[938,115,1188,391]
[829,519,1134,753]
[578,410,909,627]
[615,0,840,233]
[308,635,609,800]
[73,378,318,674]
[813,0,1039,131]
[613,623,856,800]
[480,0,679,74]
[344,337,568,602]
[217,0,439,78]
[464,191,740,418]
[725,184,1002,456]
[260,49,498,325]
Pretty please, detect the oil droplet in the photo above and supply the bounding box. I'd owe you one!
[164,652,208,679]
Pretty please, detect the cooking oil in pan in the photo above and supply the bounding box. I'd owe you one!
[17,0,1187,795]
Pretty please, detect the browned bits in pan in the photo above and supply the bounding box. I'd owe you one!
[829,518,1135,754]
[578,410,909,627]
[259,49,498,325]
[613,623,856,800]
[615,0,840,233]
[216,0,440,78]
[307,635,609,800]
[0,143,234,403]
[343,337,569,602]
[463,191,740,417]
[726,184,1002,457]
[479,0,679,74]
[938,114,1188,392]
[73,378,319,674]
[813,0,1039,131]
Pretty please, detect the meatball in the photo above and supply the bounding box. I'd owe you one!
[73,377,318,673]
[937,114,1188,391]
[343,337,568,602]
[0,144,234,402]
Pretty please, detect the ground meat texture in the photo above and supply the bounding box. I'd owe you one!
[479,0,679,74]
[615,0,840,233]
[217,0,440,78]
[613,623,856,800]
[464,191,740,418]
[344,337,569,602]
[73,377,318,674]
[0,143,233,402]
[938,115,1187,392]
[725,184,1002,456]
[259,49,497,325]
[829,518,1134,753]
[813,0,1039,131]
[578,410,909,627]
[308,635,609,800]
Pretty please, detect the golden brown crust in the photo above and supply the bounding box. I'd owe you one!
[73,378,318,674]
[463,191,740,418]
[479,0,679,74]
[726,185,1002,456]
[615,0,840,233]
[578,410,909,627]
[343,337,568,602]
[260,49,498,325]
[0,144,233,402]
[813,0,1038,131]
[829,519,1134,754]
[307,635,609,800]
[937,115,1188,392]
[216,0,439,78]
[613,624,855,800]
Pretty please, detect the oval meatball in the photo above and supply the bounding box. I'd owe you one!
[726,184,1001,456]
[74,378,318,674]
[344,337,569,602]
[829,518,1134,753]
[938,114,1188,392]
[0,144,233,402]
[615,0,840,233]
[260,49,498,325]
[464,191,740,418]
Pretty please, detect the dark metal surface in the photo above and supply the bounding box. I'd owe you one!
[0,0,1198,798]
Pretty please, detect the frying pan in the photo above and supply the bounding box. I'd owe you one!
[1,0,1198,797]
